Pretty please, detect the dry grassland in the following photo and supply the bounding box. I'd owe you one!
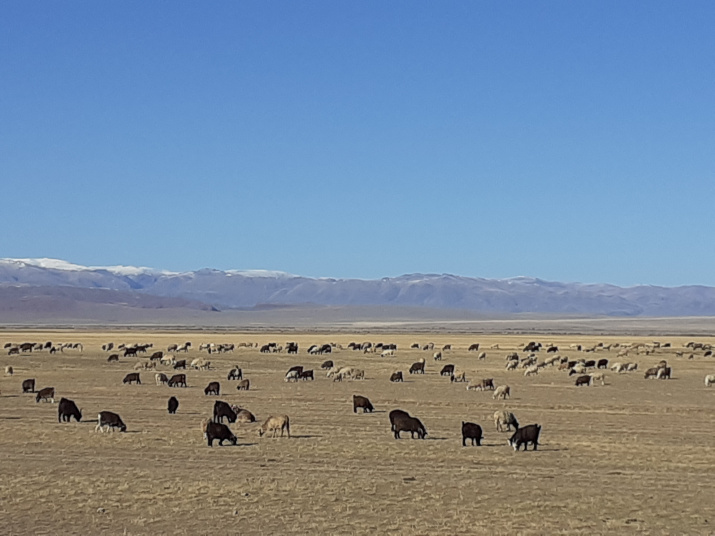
[1,330,715,535]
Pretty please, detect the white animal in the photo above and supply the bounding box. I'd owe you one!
[705,374,715,387]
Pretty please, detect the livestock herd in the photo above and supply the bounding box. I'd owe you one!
[4,337,715,453]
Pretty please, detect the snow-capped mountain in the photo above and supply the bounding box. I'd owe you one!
[1,258,714,316]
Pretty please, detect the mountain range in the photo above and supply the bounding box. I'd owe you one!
[0,258,713,321]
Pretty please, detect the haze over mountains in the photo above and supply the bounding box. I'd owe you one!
[0,258,713,322]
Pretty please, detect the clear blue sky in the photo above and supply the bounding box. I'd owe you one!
[2,2,714,286]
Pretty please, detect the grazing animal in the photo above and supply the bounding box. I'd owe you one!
[206,421,237,447]
[259,415,291,438]
[95,411,126,432]
[204,381,220,396]
[58,398,82,422]
[451,370,467,383]
[236,409,256,423]
[167,374,187,388]
[173,359,187,370]
[150,351,163,361]
[575,375,592,387]
[285,370,300,382]
[494,410,519,432]
[167,396,179,414]
[657,367,671,380]
[155,373,169,385]
[478,351,487,360]
[22,378,35,393]
[508,424,541,451]
[493,385,511,400]
[107,354,119,362]
[409,361,425,374]
[468,343,480,351]
[4,365,13,376]
[524,365,539,377]
[213,400,237,423]
[704,374,715,387]
[390,371,403,382]
[236,379,250,391]
[440,364,455,377]
[644,367,660,379]
[505,360,518,371]
[123,373,141,385]
[433,351,442,361]
[462,422,483,446]
[392,414,427,439]
[597,358,609,369]
[321,360,334,370]
[381,349,396,358]
[353,395,374,413]
[389,409,411,432]
[227,367,243,380]
[36,387,55,403]
[299,370,314,381]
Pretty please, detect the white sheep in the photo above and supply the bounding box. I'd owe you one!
[705,374,715,387]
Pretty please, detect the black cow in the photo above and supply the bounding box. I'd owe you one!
[575,375,591,387]
[389,409,411,432]
[36,387,55,403]
[167,396,179,414]
[107,354,119,362]
[204,381,220,396]
[22,378,35,393]
[58,398,82,422]
[392,414,427,439]
[173,360,187,370]
[213,400,237,423]
[168,374,187,387]
[150,351,163,361]
[584,360,596,369]
[508,424,541,451]
[468,344,480,351]
[390,371,403,382]
[286,342,299,354]
[96,411,126,432]
[299,370,314,381]
[353,395,374,413]
[462,422,483,446]
[123,347,138,358]
[321,360,334,370]
[287,365,303,375]
[440,364,455,377]
[546,346,559,353]
[597,358,609,369]
[123,373,141,385]
[206,421,237,447]
[409,362,425,374]
[227,368,242,380]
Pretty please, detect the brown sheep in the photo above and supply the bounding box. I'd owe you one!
[258,415,290,438]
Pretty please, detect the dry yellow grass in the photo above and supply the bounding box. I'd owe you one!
[1,330,715,535]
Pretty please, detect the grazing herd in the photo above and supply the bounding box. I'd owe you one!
[5,337,715,455]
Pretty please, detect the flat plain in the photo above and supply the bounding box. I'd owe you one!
[1,329,715,535]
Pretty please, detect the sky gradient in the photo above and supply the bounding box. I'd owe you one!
[2,2,714,286]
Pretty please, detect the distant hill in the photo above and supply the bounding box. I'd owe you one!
[1,258,715,317]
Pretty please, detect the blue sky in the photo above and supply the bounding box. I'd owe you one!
[2,2,714,286]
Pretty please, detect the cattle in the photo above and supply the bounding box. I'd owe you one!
[227,367,243,381]
[22,378,35,393]
[150,351,163,361]
[285,370,300,382]
[258,415,291,438]
[36,387,55,403]
[206,421,237,447]
[107,354,119,362]
[468,343,480,352]
[236,409,256,423]
[286,342,299,354]
[321,360,334,370]
[173,360,187,370]
[440,364,455,377]
[155,373,169,385]
[123,347,138,358]
[493,385,510,400]
[353,395,374,413]
[260,344,271,353]
[389,409,411,432]
[389,371,403,382]
[508,424,541,451]
[494,410,519,432]
[392,414,427,439]
[204,381,220,396]
[409,361,425,374]
[584,360,597,369]
[575,375,592,387]
[167,374,187,388]
[236,379,250,391]
[597,358,609,369]
[299,370,314,381]
[95,411,126,432]
[167,396,179,414]
[433,351,442,361]
[58,398,82,422]
[461,422,483,446]
[8,347,19,356]
[213,400,237,423]
[123,373,141,385]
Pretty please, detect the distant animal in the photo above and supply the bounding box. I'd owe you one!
[390,371,403,382]
[468,343,480,351]
[123,373,141,385]
[4,365,12,376]
[389,409,411,433]
[508,424,541,451]
[493,410,519,432]
[433,351,442,361]
[107,354,119,362]
[167,374,187,388]
[392,414,427,439]
[95,411,126,433]
[657,367,671,380]
[299,370,314,381]
[575,375,592,387]
[285,370,300,382]
[258,415,291,438]
[493,385,511,400]
[173,360,187,370]
[58,398,82,422]
[206,421,237,447]
[150,351,163,361]
[213,400,237,423]
[321,360,334,370]
[353,395,374,413]
[409,361,425,374]
[236,409,255,423]
[440,364,455,377]
[227,367,243,380]
[167,396,179,414]
[462,422,483,446]
[236,379,250,391]
[644,367,660,379]
[155,373,168,385]
[451,370,467,383]
[204,381,220,396]
[597,358,609,369]
[477,352,487,360]
[36,387,55,403]
[22,378,35,393]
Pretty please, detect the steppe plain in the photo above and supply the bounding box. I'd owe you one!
[1,326,715,535]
